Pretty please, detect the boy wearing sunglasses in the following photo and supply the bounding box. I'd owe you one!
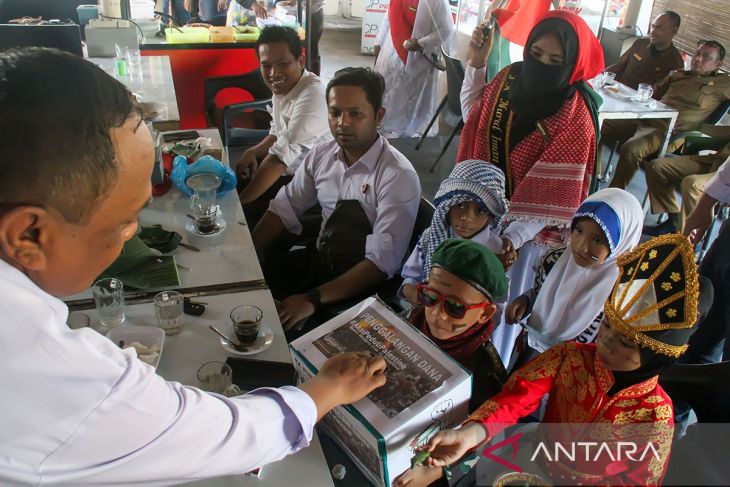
[396,239,508,487]
[408,239,508,410]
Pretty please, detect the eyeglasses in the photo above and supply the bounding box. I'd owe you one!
[416,284,491,320]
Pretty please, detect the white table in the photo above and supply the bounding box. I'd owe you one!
[79,288,334,487]
[64,129,264,304]
[90,55,181,130]
[597,81,679,159]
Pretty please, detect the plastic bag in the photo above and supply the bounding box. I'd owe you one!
[170,155,237,197]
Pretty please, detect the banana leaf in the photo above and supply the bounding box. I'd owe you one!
[98,236,181,290]
[138,224,182,253]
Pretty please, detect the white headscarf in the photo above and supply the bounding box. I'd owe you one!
[526,188,644,352]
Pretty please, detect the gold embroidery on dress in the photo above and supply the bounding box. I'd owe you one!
[615,399,639,408]
[644,395,665,404]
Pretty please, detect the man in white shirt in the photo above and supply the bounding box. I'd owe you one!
[682,156,730,364]
[252,67,422,332]
[238,26,331,226]
[0,48,386,485]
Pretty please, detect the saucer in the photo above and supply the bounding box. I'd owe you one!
[185,213,227,237]
[219,324,274,356]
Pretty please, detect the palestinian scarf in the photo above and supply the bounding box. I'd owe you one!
[526,188,644,353]
[388,0,419,64]
[419,160,508,282]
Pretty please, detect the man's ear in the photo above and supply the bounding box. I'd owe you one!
[298,52,306,69]
[0,206,51,272]
[477,303,498,325]
[375,106,386,128]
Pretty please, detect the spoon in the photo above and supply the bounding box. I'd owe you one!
[208,325,249,351]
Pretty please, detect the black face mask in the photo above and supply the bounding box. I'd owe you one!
[506,19,579,148]
[516,55,575,100]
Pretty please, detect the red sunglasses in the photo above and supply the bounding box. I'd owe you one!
[416,284,492,320]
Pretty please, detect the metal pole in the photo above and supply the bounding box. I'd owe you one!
[297,0,303,25]
[597,0,609,41]
[305,0,313,71]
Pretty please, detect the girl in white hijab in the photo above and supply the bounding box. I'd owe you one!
[505,188,644,368]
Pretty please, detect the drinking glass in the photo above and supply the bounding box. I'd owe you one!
[197,361,241,396]
[592,72,606,89]
[603,71,616,85]
[637,83,654,103]
[153,290,184,336]
[230,305,263,344]
[92,278,125,331]
[126,49,142,74]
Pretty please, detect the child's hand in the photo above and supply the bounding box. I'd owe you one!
[499,237,517,269]
[505,296,528,324]
[393,465,443,487]
[402,283,419,305]
[424,423,487,467]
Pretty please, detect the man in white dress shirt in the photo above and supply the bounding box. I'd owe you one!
[0,48,386,485]
[253,67,422,332]
[682,156,730,364]
[238,26,331,227]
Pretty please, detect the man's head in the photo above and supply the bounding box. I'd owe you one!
[690,40,725,75]
[420,239,506,340]
[649,12,680,48]
[0,48,154,296]
[325,67,385,156]
[256,26,305,95]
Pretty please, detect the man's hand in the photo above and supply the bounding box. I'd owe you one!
[467,19,495,69]
[505,296,528,324]
[401,283,419,305]
[278,294,315,330]
[392,465,443,487]
[298,352,387,420]
[236,148,259,183]
[424,423,487,467]
[184,0,193,12]
[252,2,268,18]
[218,0,227,10]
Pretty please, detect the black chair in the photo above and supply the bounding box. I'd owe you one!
[203,70,272,146]
[414,46,465,173]
[659,360,730,423]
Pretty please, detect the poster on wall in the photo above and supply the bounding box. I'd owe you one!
[361,0,390,54]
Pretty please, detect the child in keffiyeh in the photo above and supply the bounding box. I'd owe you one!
[399,160,509,305]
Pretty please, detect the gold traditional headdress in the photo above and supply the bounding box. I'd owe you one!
[604,234,700,358]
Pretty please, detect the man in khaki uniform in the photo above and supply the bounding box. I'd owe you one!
[606,11,684,90]
[644,124,730,235]
[608,40,730,189]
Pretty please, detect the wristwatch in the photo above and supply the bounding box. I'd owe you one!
[306,288,323,308]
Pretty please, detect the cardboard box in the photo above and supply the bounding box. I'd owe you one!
[290,297,472,486]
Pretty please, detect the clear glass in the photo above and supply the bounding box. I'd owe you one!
[230,305,263,344]
[92,278,125,332]
[153,290,184,336]
[188,173,222,235]
[604,71,616,85]
[126,49,141,70]
[637,83,654,102]
[197,361,241,396]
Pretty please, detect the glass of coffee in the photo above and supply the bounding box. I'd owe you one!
[188,173,222,235]
[230,305,263,344]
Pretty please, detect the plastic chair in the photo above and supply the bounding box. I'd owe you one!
[413,46,465,173]
[203,70,272,145]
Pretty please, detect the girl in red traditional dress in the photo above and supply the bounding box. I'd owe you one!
[421,234,713,486]
[457,10,605,367]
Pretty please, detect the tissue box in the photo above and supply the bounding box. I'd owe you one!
[290,297,471,487]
